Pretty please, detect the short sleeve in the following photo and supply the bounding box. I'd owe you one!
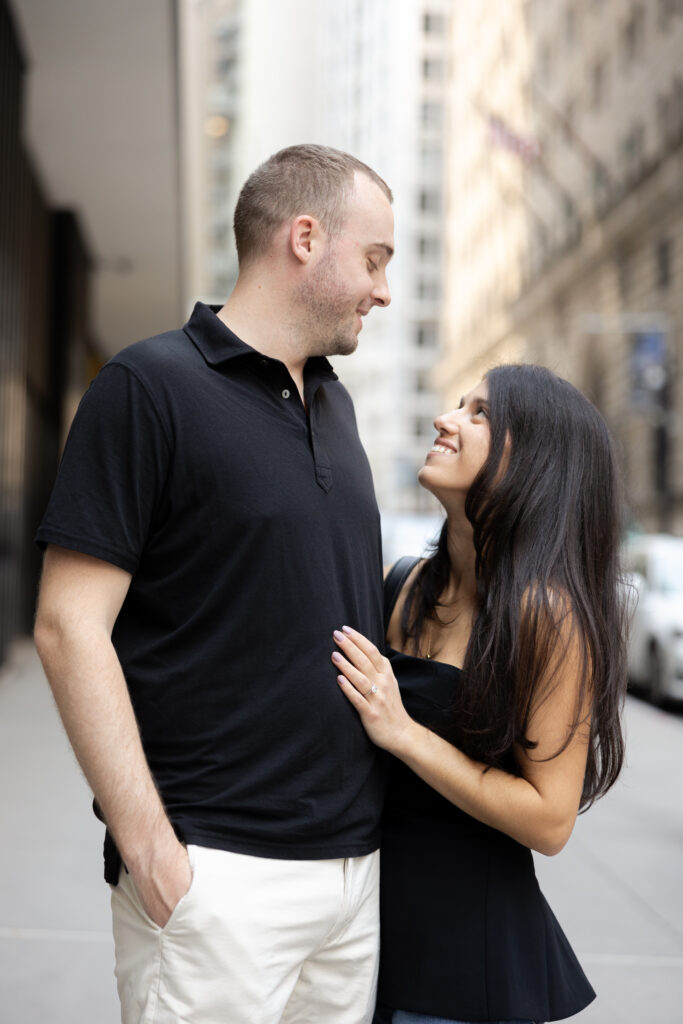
[35,362,171,574]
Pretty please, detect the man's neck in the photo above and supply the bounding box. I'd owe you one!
[217,280,308,399]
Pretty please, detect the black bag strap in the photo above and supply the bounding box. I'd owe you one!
[383,555,421,630]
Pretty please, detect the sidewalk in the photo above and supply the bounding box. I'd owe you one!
[534,689,683,1022]
[1,638,682,1023]
[0,639,118,1024]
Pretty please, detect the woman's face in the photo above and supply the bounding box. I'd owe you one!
[418,379,492,503]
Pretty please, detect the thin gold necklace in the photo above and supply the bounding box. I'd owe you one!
[422,599,464,659]
[422,612,442,659]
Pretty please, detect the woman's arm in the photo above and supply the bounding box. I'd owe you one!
[331,622,590,856]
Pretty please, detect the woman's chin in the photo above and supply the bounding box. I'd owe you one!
[417,467,443,502]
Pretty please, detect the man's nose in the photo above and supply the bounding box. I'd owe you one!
[371,274,391,308]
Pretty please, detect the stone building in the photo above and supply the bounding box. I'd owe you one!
[443,0,683,531]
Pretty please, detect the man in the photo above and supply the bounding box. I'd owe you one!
[34,145,394,1023]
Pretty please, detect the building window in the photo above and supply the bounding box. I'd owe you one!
[420,141,443,171]
[591,58,608,109]
[418,188,441,213]
[657,76,683,148]
[417,236,441,259]
[413,416,433,438]
[617,249,633,300]
[423,12,447,35]
[620,122,646,179]
[566,4,578,44]
[622,6,646,64]
[416,323,439,348]
[422,57,445,81]
[421,100,444,130]
[655,239,672,289]
[538,41,552,84]
[417,278,441,301]
[658,0,683,31]
[415,370,432,393]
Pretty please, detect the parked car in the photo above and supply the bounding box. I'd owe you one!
[622,533,683,704]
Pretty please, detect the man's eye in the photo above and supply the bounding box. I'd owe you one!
[367,260,378,272]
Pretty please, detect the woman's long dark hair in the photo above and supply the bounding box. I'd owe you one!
[402,364,627,808]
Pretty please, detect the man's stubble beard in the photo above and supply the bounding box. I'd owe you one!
[296,247,359,358]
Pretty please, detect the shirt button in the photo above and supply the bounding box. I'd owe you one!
[260,358,268,365]
[282,388,291,399]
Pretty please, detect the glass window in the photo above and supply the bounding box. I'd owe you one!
[538,41,552,84]
[418,189,441,213]
[416,323,439,348]
[655,239,672,289]
[591,58,608,109]
[658,0,683,30]
[566,4,578,43]
[422,57,445,81]
[622,6,646,63]
[415,370,432,393]
[413,416,433,437]
[423,12,447,35]
[420,141,444,171]
[417,236,441,259]
[421,100,444,130]
[417,278,441,301]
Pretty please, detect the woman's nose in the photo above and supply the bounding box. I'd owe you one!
[434,409,459,434]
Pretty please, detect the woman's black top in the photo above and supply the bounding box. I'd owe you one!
[376,560,596,1023]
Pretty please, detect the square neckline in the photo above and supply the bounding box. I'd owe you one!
[386,643,463,674]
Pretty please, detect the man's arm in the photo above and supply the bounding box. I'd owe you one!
[34,545,190,926]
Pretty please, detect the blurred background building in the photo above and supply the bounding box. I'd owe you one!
[2,0,683,663]
[1,0,182,663]
[443,0,683,535]
[179,0,318,305]
[179,0,449,515]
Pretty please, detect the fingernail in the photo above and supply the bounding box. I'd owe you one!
[333,630,345,642]
[342,625,353,634]
[331,652,342,663]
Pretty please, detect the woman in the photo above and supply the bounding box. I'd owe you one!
[331,364,627,1024]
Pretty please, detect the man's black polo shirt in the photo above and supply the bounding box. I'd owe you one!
[36,302,386,875]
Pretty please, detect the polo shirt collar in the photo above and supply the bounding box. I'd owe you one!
[184,301,338,380]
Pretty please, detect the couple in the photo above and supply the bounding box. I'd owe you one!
[34,145,627,1024]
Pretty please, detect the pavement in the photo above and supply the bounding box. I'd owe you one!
[1,638,682,1024]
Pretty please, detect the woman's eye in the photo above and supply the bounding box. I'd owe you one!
[367,260,378,272]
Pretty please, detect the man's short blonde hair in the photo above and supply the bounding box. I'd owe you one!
[233,144,393,267]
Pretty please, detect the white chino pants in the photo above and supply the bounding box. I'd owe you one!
[110,844,380,1024]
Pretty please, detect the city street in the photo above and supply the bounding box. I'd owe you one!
[1,638,682,1023]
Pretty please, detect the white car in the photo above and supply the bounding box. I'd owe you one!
[623,533,683,704]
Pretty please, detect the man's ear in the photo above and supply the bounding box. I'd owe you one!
[290,214,322,265]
